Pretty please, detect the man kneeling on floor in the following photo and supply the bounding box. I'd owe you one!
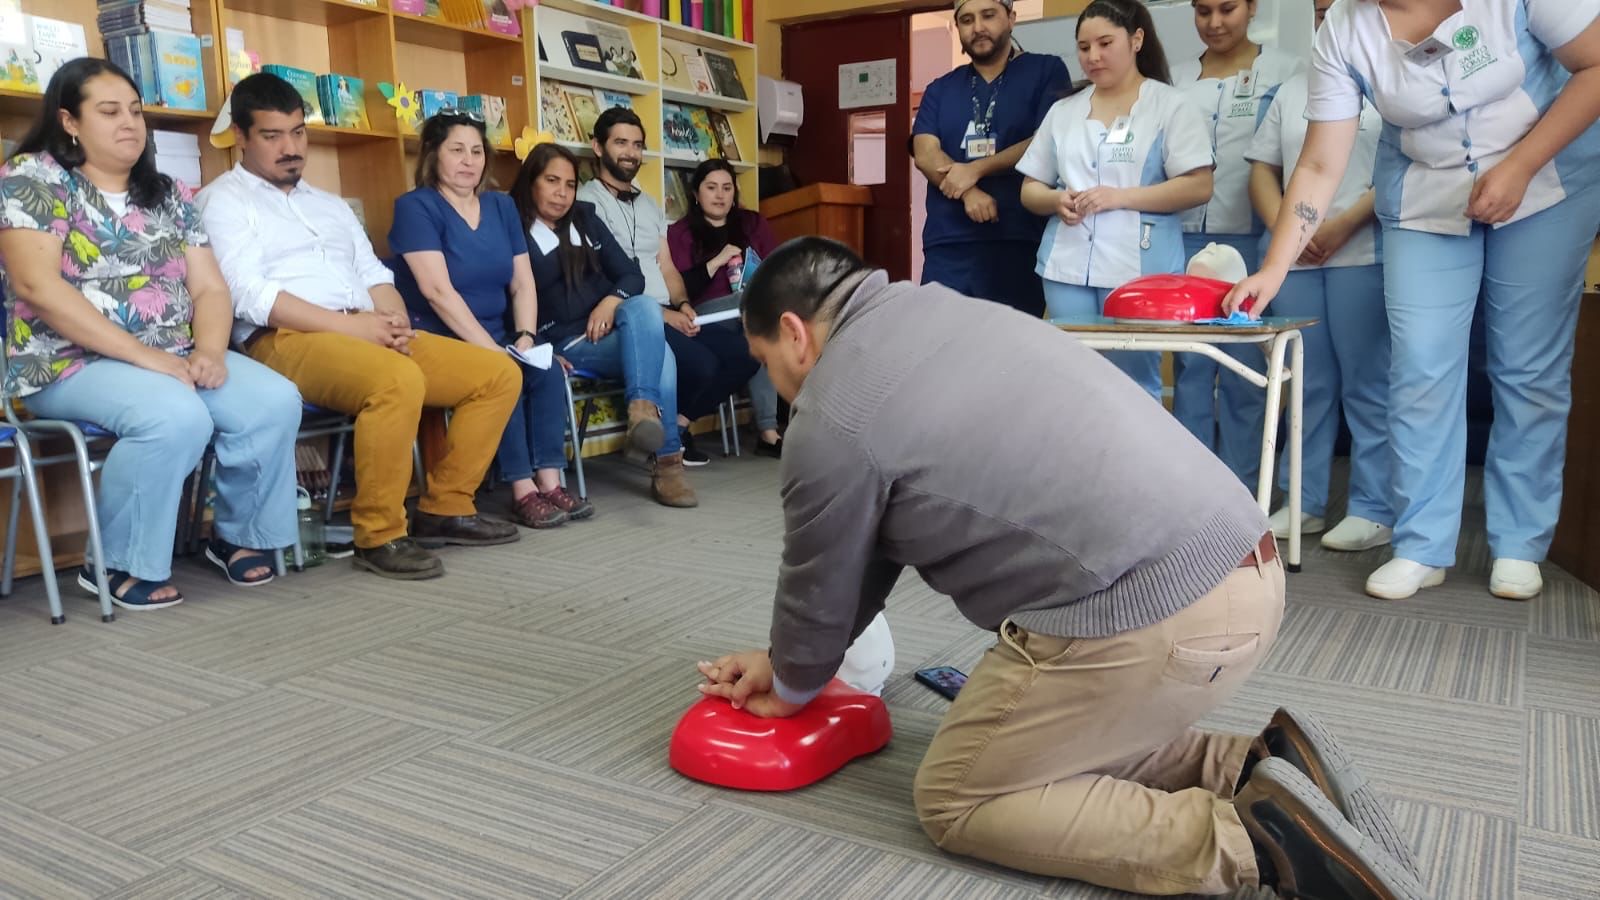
[697,237,1426,898]
[198,73,522,580]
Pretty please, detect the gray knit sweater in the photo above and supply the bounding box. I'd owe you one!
[768,271,1268,697]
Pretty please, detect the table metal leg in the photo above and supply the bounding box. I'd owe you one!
[1256,334,1290,516]
[1287,331,1304,572]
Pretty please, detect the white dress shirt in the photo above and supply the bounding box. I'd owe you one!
[195,163,395,346]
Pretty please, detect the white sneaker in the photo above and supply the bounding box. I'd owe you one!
[1365,558,1446,601]
[1268,507,1325,538]
[1320,516,1394,552]
[1489,559,1542,601]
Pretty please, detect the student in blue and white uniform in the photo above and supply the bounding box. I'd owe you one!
[1227,0,1600,602]
[1018,0,1215,399]
[1170,0,1300,474]
[1243,0,1390,554]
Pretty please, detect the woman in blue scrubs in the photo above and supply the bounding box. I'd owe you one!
[1171,0,1299,471]
[1018,0,1215,399]
[1244,0,1390,553]
[1227,0,1600,602]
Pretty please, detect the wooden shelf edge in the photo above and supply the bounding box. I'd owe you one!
[660,20,755,53]
[394,11,524,51]
[537,64,657,97]
[660,87,753,113]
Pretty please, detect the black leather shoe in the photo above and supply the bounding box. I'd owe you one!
[1252,708,1422,879]
[1236,758,1430,900]
[353,538,444,580]
[410,512,520,547]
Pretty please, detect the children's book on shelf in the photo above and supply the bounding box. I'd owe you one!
[224,28,260,87]
[391,0,427,13]
[539,80,582,143]
[418,90,459,130]
[663,167,689,222]
[701,50,747,100]
[590,22,643,81]
[684,53,715,96]
[562,31,606,72]
[596,90,632,113]
[0,1,40,94]
[317,74,369,130]
[30,16,87,95]
[707,110,739,162]
[261,64,323,125]
[482,0,520,36]
[460,93,511,148]
[151,31,206,111]
[687,105,719,159]
[561,86,601,144]
[662,102,701,159]
[659,38,698,92]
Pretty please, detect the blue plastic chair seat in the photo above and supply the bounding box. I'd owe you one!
[0,425,15,443]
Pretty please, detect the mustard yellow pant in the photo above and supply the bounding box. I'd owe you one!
[249,329,520,548]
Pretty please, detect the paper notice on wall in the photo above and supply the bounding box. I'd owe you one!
[839,58,897,109]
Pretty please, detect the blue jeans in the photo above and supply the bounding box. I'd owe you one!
[1233,265,1391,521]
[1383,188,1600,566]
[561,295,682,456]
[496,363,571,481]
[26,352,302,582]
[693,293,780,431]
[1042,281,1163,402]
[665,321,759,421]
[1175,232,1264,465]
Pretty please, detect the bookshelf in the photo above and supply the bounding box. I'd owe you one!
[0,0,757,254]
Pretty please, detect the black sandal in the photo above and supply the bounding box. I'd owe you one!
[204,539,277,587]
[77,566,184,611]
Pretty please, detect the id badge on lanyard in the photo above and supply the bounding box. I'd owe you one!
[1106,115,1134,145]
[965,72,1002,159]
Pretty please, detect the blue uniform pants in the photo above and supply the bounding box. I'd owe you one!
[1175,233,1266,476]
[1384,188,1600,565]
[1042,282,1164,402]
[923,241,1047,319]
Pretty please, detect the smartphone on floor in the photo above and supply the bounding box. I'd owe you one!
[914,665,967,701]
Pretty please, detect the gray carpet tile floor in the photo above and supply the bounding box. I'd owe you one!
[0,453,1596,899]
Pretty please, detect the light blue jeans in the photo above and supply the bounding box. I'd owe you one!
[26,351,303,582]
[1043,281,1163,402]
[1383,187,1600,566]
[1175,232,1265,473]
[561,295,683,456]
[695,292,779,432]
[1230,264,1392,521]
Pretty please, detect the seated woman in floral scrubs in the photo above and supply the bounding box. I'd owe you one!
[0,58,302,611]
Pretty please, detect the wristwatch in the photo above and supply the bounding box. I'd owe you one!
[513,330,537,343]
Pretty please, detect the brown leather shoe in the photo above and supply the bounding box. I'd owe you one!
[540,485,595,521]
[626,399,665,455]
[651,452,698,508]
[512,492,567,529]
[410,512,521,547]
[353,538,444,580]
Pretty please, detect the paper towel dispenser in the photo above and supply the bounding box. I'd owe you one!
[758,76,804,144]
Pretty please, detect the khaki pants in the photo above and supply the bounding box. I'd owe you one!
[913,558,1286,895]
[248,329,520,548]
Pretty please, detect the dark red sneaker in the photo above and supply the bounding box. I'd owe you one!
[513,492,568,529]
[540,486,595,521]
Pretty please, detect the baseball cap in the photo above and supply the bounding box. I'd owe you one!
[955,0,1013,13]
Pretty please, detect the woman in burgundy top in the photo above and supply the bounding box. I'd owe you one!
[667,160,783,455]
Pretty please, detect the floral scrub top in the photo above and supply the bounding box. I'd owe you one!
[0,152,205,396]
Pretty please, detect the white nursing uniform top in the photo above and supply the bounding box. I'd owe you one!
[1247,72,1384,270]
[1307,0,1600,235]
[1017,79,1215,289]
[1173,45,1302,235]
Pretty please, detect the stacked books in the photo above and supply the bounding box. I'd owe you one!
[99,0,207,111]
[594,0,753,43]
[152,128,201,186]
[393,0,520,37]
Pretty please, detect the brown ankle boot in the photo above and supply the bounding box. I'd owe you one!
[626,399,665,455]
[652,452,699,508]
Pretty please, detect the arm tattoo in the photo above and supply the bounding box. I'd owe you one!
[1294,201,1322,238]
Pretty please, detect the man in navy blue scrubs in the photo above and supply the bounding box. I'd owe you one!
[912,0,1070,318]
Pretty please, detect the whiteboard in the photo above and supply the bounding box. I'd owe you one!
[1013,0,1314,83]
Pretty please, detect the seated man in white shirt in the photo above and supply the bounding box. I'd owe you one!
[196,73,521,581]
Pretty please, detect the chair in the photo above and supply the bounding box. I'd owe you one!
[717,394,742,458]
[1,424,65,622]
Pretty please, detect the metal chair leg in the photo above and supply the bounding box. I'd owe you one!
[58,427,113,622]
[729,396,742,458]
[273,547,287,577]
[12,434,64,623]
[412,441,426,495]
[717,403,731,457]
[3,473,20,597]
[562,372,588,500]
[324,427,348,524]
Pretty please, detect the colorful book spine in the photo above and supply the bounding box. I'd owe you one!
[742,0,753,42]
[729,0,741,39]
[690,0,703,30]
[640,0,659,15]
[667,0,681,24]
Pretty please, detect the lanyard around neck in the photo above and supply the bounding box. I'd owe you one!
[969,69,1004,135]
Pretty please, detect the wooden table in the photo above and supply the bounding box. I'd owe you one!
[1054,316,1318,572]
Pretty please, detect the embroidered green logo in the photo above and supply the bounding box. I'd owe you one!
[1453,26,1480,51]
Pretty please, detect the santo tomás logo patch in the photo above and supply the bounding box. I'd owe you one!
[1453,26,1481,51]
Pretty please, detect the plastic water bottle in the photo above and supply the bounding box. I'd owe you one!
[726,252,744,292]
[296,486,326,568]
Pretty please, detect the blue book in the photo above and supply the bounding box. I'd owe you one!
[151,31,206,110]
